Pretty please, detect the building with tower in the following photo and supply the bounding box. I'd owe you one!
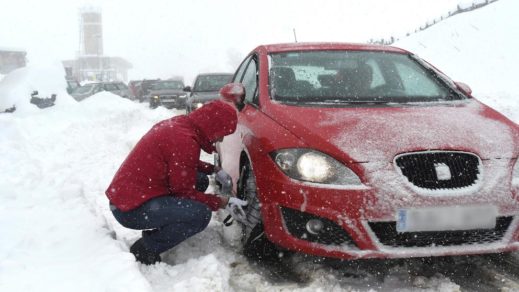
[63,7,131,82]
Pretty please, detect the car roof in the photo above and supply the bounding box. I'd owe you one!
[256,42,410,54]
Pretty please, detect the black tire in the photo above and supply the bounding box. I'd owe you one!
[238,161,281,260]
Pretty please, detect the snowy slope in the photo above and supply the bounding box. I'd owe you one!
[1,1,519,291]
[396,0,519,123]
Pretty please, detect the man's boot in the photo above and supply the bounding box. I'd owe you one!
[129,238,161,265]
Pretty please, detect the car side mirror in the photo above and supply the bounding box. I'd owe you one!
[219,83,245,109]
[183,86,191,92]
[454,82,472,97]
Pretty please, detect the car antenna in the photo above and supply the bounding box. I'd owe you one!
[293,28,298,43]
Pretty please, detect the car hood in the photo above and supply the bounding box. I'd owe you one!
[148,89,185,95]
[264,100,519,162]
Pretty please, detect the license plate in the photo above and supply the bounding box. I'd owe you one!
[396,205,497,233]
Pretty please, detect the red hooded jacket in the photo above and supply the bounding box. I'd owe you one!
[106,100,237,211]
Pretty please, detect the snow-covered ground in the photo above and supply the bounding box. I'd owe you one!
[1,0,519,291]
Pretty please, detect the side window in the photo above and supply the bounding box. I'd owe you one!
[233,55,252,83]
[241,57,258,104]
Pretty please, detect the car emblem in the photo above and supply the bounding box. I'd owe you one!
[434,163,452,181]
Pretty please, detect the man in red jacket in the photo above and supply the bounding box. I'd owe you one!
[106,100,246,265]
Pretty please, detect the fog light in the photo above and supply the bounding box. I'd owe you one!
[306,219,324,235]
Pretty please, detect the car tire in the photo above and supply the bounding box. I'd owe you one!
[238,161,282,260]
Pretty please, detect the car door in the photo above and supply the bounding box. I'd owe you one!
[218,54,259,186]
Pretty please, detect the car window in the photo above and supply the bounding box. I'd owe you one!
[393,61,444,97]
[116,83,128,90]
[193,75,233,92]
[150,81,184,90]
[104,83,119,91]
[240,57,258,104]
[365,59,385,88]
[73,83,95,94]
[233,55,252,83]
[67,81,80,91]
[269,51,457,104]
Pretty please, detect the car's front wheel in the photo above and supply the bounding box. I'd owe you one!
[237,161,282,260]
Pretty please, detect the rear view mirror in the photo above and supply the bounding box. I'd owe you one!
[219,83,245,108]
[455,82,472,97]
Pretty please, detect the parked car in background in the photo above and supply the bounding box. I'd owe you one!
[216,43,519,261]
[147,79,188,109]
[71,81,132,101]
[135,79,160,102]
[185,73,233,113]
[66,78,81,94]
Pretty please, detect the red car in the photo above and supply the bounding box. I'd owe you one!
[216,43,519,260]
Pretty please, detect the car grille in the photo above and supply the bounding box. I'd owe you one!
[368,216,513,248]
[395,151,480,189]
[280,207,357,247]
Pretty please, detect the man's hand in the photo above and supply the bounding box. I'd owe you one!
[225,197,248,221]
[215,169,233,195]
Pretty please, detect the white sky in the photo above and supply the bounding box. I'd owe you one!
[0,0,463,83]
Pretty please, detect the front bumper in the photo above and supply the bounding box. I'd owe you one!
[254,159,519,260]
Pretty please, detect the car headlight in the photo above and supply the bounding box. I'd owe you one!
[271,149,362,185]
[153,95,160,100]
[196,102,204,109]
[179,94,187,98]
[513,159,519,186]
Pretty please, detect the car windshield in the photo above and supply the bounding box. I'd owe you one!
[269,51,462,104]
[67,81,80,90]
[150,81,183,90]
[193,74,233,92]
[115,83,128,90]
[73,83,97,94]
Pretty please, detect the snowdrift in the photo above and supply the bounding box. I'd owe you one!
[0,64,76,114]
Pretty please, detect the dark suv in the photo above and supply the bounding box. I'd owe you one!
[147,80,188,109]
[185,73,233,113]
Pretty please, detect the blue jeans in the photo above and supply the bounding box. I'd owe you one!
[110,172,212,254]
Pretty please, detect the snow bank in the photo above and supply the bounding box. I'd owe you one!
[0,91,176,291]
[0,63,77,114]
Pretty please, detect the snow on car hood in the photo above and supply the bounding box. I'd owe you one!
[265,100,519,162]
